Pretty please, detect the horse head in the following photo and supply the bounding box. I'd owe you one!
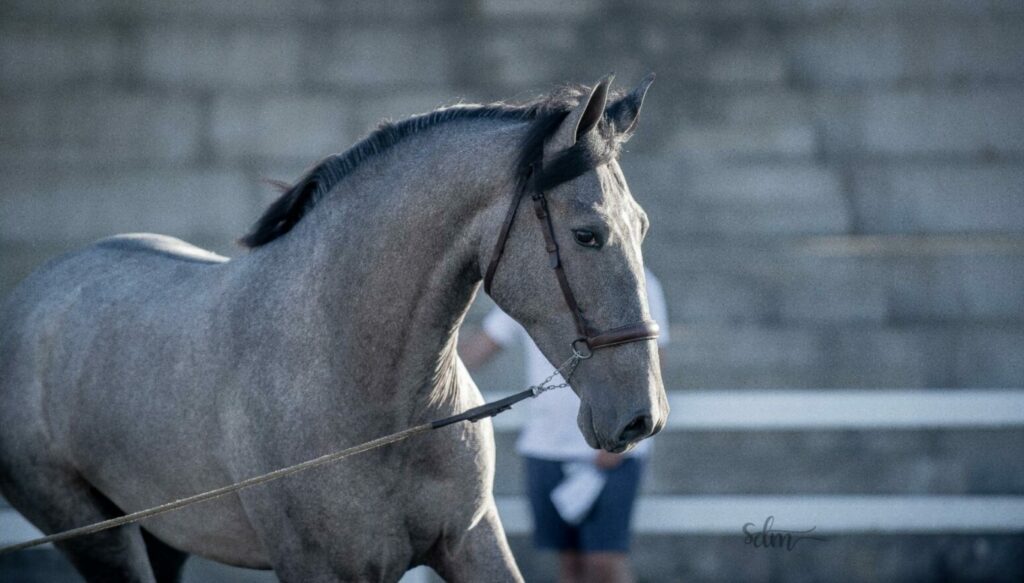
[482,75,668,453]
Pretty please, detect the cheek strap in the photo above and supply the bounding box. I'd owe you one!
[483,164,660,353]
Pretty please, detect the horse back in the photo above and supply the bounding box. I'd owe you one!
[0,233,231,442]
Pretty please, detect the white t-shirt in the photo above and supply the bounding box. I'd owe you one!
[482,268,670,461]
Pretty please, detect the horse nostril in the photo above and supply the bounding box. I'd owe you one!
[617,414,653,445]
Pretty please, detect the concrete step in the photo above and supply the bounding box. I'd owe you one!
[656,324,1024,389]
[628,162,850,237]
[485,389,1024,431]
[0,166,257,247]
[783,17,1024,88]
[493,428,1024,496]
[467,319,1024,390]
[0,90,207,168]
[5,499,1024,583]
[6,495,1023,542]
[642,236,1024,326]
[485,389,1024,496]
[509,531,1024,583]
[664,124,819,163]
[460,235,1024,389]
[850,163,1024,235]
[630,154,1024,237]
[6,533,1023,583]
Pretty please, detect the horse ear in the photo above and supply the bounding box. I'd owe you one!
[605,73,655,139]
[549,75,614,152]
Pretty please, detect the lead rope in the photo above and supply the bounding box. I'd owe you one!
[0,349,589,555]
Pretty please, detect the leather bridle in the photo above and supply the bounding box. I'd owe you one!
[483,162,660,357]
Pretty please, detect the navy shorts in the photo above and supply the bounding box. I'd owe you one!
[523,456,644,553]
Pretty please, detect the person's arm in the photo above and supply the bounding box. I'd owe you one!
[460,307,520,369]
[460,331,503,369]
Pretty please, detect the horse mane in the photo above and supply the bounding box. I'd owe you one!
[239,85,621,248]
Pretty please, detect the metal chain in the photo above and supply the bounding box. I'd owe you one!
[528,345,589,397]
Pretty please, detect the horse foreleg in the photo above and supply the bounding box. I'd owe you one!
[430,502,523,583]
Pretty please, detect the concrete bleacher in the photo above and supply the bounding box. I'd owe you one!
[1,0,1023,581]
[467,321,1024,581]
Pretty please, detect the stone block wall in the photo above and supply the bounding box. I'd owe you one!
[4,0,1020,388]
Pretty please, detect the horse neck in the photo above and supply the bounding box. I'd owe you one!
[246,121,522,419]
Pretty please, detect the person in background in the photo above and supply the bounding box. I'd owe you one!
[461,268,669,583]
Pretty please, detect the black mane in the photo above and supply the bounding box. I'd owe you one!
[239,85,620,248]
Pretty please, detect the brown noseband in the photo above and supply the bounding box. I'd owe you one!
[483,164,660,354]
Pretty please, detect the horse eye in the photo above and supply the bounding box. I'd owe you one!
[573,229,600,248]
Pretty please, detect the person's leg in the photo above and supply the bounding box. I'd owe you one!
[582,552,633,583]
[578,458,644,583]
[523,457,582,582]
[558,550,585,583]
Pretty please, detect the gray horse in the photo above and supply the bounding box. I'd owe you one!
[0,76,667,582]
